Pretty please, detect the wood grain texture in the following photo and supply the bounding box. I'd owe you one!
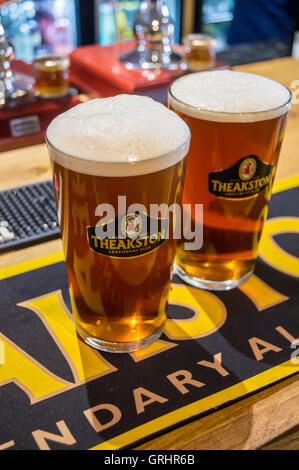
[261,425,299,450]
[0,58,298,449]
[0,143,51,191]
[135,375,299,450]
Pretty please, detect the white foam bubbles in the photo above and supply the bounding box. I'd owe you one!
[46,94,190,176]
[169,70,291,122]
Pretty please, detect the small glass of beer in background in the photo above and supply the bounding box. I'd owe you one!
[183,34,217,71]
[169,70,291,290]
[46,95,190,352]
[33,55,70,98]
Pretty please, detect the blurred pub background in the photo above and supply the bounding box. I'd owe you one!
[3,0,296,67]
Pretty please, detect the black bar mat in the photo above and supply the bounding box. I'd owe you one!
[0,175,298,450]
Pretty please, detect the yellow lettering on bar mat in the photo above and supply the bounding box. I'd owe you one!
[18,290,116,383]
[239,274,289,311]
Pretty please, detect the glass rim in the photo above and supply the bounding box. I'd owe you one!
[45,132,190,165]
[169,73,293,119]
[183,33,217,43]
[33,54,70,69]
[45,132,191,178]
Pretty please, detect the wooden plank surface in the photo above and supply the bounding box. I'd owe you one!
[136,375,299,450]
[260,425,299,450]
[0,57,298,450]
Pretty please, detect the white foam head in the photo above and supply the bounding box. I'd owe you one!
[46,95,190,177]
[169,70,291,123]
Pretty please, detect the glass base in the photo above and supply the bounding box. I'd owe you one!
[119,48,184,70]
[35,90,69,99]
[5,73,33,100]
[174,262,254,291]
[76,325,163,353]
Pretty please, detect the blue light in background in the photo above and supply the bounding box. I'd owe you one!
[97,0,181,46]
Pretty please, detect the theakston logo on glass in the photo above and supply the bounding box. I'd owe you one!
[87,197,204,256]
[209,154,274,199]
[87,211,169,258]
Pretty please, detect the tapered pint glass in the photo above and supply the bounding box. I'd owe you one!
[169,70,291,290]
[47,95,190,352]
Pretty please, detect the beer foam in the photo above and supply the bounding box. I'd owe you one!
[46,95,190,176]
[169,70,291,122]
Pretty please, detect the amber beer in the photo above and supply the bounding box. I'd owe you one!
[183,34,216,71]
[169,70,291,290]
[33,55,70,98]
[46,95,190,352]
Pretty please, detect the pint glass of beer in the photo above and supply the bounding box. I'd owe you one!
[46,95,190,352]
[168,70,291,290]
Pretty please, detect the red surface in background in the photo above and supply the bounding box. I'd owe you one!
[70,41,187,97]
[0,60,81,151]
[0,0,19,5]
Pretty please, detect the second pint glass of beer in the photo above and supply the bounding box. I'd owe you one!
[46,95,190,352]
[169,70,291,290]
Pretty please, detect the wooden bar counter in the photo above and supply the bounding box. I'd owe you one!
[0,57,298,450]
